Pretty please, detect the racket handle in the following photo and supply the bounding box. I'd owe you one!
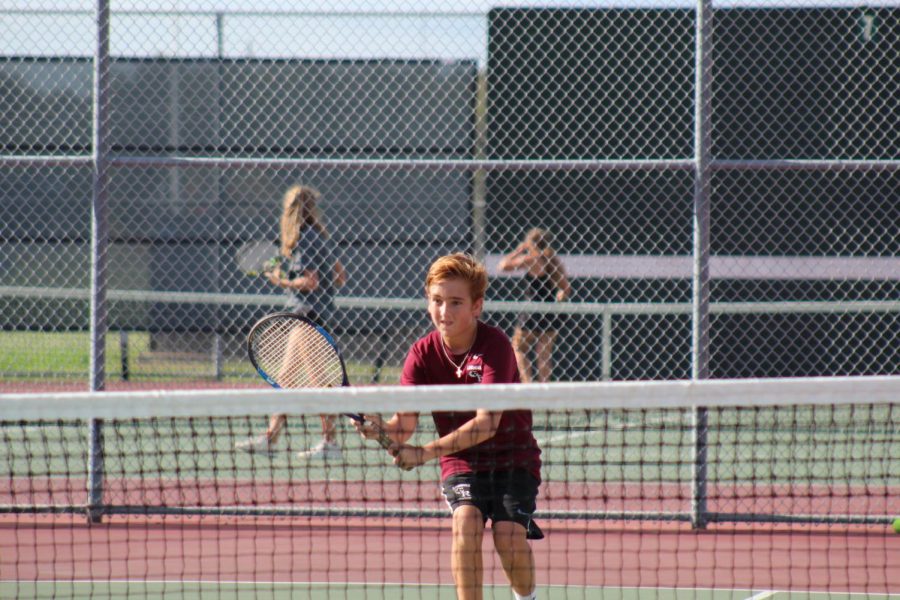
[345,413,394,450]
[374,430,394,451]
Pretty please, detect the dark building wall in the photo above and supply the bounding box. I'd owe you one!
[485,7,898,379]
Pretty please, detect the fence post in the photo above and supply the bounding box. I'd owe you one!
[87,0,112,525]
[471,68,488,261]
[691,0,713,530]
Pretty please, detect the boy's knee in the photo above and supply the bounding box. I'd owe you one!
[452,508,484,544]
[492,521,527,553]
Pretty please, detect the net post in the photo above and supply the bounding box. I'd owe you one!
[690,406,709,529]
[86,419,105,524]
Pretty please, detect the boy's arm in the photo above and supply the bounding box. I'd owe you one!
[354,411,419,444]
[381,412,420,444]
[393,409,501,470]
[359,344,422,445]
[424,409,501,458]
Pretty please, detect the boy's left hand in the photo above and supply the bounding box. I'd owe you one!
[391,445,429,471]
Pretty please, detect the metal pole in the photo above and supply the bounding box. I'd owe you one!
[214,334,224,379]
[216,12,225,59]
[87,0,112,524]
[691,0,713,530]
[471,68,488,260]
[601,312,612,381]
[214,12,225,380]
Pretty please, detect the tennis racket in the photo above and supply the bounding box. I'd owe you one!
[235,240,284,277]
[246,312,393,449]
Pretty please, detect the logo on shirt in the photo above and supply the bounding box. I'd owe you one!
[466,354,483,382]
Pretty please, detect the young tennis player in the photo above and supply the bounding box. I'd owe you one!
[354,253,542,600]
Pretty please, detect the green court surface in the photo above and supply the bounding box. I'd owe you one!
[2,582,893,600]
[2,405,895,487]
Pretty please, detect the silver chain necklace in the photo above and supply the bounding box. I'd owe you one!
[441,342,471,379]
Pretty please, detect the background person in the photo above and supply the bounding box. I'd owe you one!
[236,184,347,460]
[498,228,571,383]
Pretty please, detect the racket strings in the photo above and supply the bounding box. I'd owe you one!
[253,318,344,388]
[236,241,280,276]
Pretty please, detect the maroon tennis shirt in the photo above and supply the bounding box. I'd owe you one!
[400,321,542,481]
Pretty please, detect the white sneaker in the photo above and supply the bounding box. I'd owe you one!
[297,440,342,461]
[235,434,273,454]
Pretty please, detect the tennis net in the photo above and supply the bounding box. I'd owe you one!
[2,377,898,599]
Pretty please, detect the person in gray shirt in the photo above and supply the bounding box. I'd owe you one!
[236,185,347,460]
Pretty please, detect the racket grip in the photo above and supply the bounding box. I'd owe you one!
[375,430,394,451]
[345,413,394,450]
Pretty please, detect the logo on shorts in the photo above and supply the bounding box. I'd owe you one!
[453,483,472,499]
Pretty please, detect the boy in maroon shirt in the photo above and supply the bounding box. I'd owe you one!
[355,253,542,600]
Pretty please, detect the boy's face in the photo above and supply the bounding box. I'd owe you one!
[427,278,483,343]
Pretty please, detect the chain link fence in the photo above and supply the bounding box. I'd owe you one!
[1,2,897,392]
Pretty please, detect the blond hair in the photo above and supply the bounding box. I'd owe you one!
[280,185,327,258]
[425,253,488,300]
[525,227,555,258]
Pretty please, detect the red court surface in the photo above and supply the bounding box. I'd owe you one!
[5,479,896,519]
[4,513,898,595]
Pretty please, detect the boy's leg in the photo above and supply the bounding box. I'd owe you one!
[451,505,486,600]
[492,521,536,598]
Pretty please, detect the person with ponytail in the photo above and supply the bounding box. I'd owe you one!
[236,185,347,460]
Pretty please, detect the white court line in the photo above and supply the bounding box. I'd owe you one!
[535,410,691,447]
[745,591,780,600]
[535,427,597,447]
